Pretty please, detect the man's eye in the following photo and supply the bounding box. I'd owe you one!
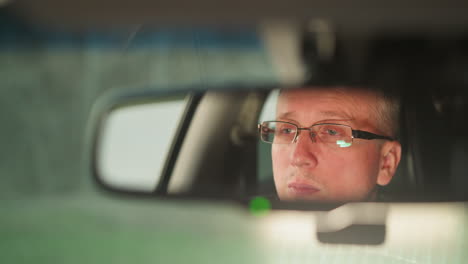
[276,125,295,135]
[325,129,339,136]
[280,128,294,134]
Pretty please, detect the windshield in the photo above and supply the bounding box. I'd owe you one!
[3,3,468,263]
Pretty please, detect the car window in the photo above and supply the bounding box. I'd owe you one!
[257,89,279,191]
[97,95,188,192]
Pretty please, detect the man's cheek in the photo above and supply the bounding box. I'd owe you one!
[272,147,288,168]
[272,148,290,184]
[272,156,287,180]
[321,162,357,196]
[337,173,372,197]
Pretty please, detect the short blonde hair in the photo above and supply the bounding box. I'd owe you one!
[374,91,400,138]
[280,86,400,138]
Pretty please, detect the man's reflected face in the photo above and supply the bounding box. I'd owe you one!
[272,88,398,202]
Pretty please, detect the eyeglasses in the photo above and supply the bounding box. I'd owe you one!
[258,121,395,148]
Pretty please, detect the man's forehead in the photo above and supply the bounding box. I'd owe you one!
[278,88,359,111]
[279,86,373,100]
[278,110,354,120]
[276,87,378,126]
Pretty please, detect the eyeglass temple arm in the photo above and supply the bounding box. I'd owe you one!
[352,130,395,141]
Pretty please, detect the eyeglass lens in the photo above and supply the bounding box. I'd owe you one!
[260,121,353,148]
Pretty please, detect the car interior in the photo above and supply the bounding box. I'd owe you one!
[4,1,468,262]
[93,87,468,204]
[92,33,468,204]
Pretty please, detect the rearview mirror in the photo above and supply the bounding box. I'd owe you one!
[90,86,468,203]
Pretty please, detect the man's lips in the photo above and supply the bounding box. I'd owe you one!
[287,182,320,195]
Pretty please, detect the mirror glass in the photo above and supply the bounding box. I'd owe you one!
[96,95,188,192]
[89,28,468,203]
[93,87,468,202]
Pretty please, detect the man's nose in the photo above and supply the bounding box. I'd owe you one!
[290,131,319,168]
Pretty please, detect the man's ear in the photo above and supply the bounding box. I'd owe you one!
[377,141,402,186]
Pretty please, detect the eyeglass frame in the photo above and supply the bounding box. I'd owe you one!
[257,120,396,145]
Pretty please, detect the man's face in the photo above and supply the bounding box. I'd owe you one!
[272,88,398,202]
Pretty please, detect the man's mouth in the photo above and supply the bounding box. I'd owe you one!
[287,182,320,196]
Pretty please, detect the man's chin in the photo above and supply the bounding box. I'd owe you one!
[280,190,353,203]
[279,186,379,202]
[282,190,327,202]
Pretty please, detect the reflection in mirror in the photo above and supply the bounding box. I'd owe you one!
[257,89,279,197]
[96,96,187,192]
[92,87,468,203]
